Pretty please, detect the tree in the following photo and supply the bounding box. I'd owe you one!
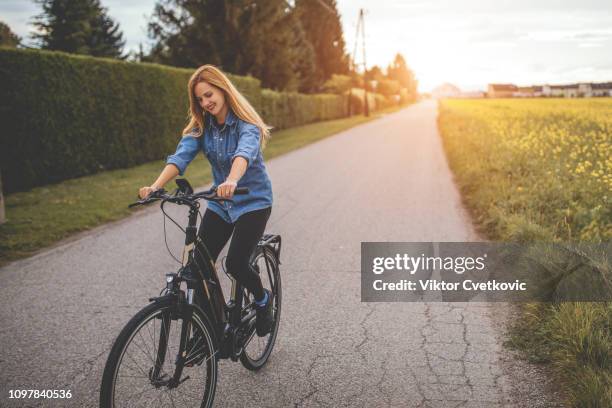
[148,0,227,68]
[295,0,349,91]
[322,74,352,94]
[235,0,308,91]
[365,65,384,82]
[387,53,418,98]
[0,21,21,47]
[363,65,384,91]
[287,12,317,93]
[31,0,125,59]
[148,0,315,91]
[377,79,401,97]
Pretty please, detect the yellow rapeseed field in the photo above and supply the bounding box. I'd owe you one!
[438,97,612,407]
[438,98,611,242]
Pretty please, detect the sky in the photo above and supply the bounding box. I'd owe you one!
[3,0,612,92]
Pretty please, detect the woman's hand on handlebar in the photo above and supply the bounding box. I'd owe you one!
[216,179,238,199]
[138,185,160,199]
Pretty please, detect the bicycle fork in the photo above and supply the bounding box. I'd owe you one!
[148,275,195,389]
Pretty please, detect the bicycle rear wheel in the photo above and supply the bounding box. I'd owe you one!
[100,298,217,407]
[240,245,282,370]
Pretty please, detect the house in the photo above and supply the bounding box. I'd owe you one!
[487,84,518,98]
[431,83,462,99]
[591,82,612,97]
[578,83,592,97]
[484,82,611,98]
[532,86,544,97]
[516,86,535,97]
[543,85,565,98]
[563,84,579,98]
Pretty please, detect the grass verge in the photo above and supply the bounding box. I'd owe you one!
[0,106,405,266]
[437,98,611,407]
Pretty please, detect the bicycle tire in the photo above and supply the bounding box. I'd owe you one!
[100,298,218,408]
[240,245,282,371]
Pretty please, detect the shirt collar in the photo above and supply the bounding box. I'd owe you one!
[208,108,237,130]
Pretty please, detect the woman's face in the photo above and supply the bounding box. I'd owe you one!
[194,81,226,117]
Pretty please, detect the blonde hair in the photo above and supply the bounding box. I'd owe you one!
[183,65,271,148]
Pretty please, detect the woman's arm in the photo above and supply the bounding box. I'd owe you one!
[217,157,248,199]
[138,134,200,199]
[139,164,179,199]
[217,122,261,199]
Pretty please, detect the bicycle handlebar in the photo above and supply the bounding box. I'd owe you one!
[129,185,249,209]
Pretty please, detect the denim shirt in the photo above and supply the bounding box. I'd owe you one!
[166,109,273,223]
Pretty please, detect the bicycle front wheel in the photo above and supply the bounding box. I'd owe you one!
[100,298,218,408]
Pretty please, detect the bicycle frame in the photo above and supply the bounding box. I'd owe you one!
[170,202,281,361]
[133,182,281,362]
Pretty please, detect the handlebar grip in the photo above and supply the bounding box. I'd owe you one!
[128,188,167,208]
[235,187,249,195]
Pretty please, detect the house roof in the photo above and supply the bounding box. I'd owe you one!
[488,84,518,91]
[592,82,612,90]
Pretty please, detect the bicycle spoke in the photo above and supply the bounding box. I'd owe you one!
[123,349,150,378]
[134,331,155,365]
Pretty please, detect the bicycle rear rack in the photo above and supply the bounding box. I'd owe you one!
[258,234,282,264]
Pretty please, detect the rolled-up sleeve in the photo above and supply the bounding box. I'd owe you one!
[232,122,261,167]
[166,135,200,176]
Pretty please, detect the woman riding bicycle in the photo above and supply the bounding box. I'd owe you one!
[138,65,274,337]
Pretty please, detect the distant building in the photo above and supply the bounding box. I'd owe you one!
[487,84,518,98]
[564,84,579,98]
[540,82,612,98]
[544,85,568,97]
[532,86,544,97]
[431,83,462,99]
[591,82,612,97]
[516,86,535,97]
[578,83,592,97]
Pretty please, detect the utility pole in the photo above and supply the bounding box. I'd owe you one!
[350,9,369,117]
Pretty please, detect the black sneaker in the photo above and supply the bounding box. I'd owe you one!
[255,289,274,337]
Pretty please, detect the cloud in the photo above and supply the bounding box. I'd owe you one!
[520,28,612,43]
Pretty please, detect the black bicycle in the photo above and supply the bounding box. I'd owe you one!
[100,179,282,407]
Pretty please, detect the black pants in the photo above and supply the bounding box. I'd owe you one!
[198,206,271,300]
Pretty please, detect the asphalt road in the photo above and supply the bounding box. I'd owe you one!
[0,100,560,407]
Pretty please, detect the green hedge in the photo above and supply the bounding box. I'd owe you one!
[0,48,354,193]
[0,48,260,193]
[344,88,398,115]
[260,89,348,130]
